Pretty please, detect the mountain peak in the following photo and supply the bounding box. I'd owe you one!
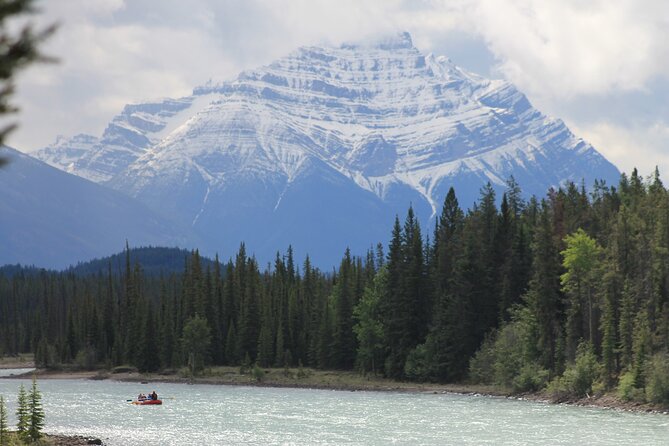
[341,31,414,51]
[34,34,619,267]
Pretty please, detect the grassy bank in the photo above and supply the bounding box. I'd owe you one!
[114,365,507,395]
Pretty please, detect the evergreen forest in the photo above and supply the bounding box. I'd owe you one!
[3,169,669,403]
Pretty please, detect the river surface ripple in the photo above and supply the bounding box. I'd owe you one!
[0,375,667,445]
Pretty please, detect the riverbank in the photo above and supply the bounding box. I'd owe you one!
[0,354,34,369]
[4,361,668,415]
[124,367,669,414]
[0,431,102,445]
[45,434,103,445]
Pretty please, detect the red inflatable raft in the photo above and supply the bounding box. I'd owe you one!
[132,399,162,405]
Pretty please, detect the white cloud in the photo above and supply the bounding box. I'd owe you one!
[6,0,669,177]
[572,120,669,177]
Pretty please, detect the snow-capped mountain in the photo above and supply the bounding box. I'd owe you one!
[0,147,195,268]
[35,32,619,266]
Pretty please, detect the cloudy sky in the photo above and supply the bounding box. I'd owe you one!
[7,0,669,177]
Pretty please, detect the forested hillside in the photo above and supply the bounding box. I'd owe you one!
[2,169,668,403]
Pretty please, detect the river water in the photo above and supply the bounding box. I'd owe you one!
[0,370,667,445]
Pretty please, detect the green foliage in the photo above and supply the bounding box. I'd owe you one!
[181,315,212,376]
[35,339,59,370]
[570,342,601,397]
[74,345,97,370]
[468,334,496,385]
[353,267,386,375]
[617,370,644,402]
[632,310,651,388]
[491,324,525,388]
[296,360,309,379]
[561,228,603,357]
[548,342,601,399]
[251,363,264,382]
[645,354,669,404]
[15,384,28,440]
[512,363,549,393]
[0,395,7,446]
[469,307,547,392]
[8,170,669,405]
[239,352,252,375]
[27,376,44,442]
[403,344,429,382]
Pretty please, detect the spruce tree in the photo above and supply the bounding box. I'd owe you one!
[0,395,7,446]
[353,267,387,375]
[274,319,285,367]
[600,266,621,387]
[618,280,636,370]
[27,375,44,442]
[256,322,274,368]
[332,249,356,369]
[224,322,238,365]
[381,216,405,378]
[632,310,651,388]
[524,201,563,371]
[15,383,28,441]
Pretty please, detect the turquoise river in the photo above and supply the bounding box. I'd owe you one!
[0,369,667,445]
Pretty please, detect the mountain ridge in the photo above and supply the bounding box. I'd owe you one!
[0,147,197,268]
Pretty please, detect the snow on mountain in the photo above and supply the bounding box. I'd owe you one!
[34,32,619,266]
[0,147,196,269]
[35,95,222,183]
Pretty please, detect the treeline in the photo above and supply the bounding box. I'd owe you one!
[2,169,669,403]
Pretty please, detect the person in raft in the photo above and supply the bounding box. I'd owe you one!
[138,393,146,401]
[151,391,158,400]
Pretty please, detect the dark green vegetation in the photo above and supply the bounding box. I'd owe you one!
[0,376,44,445]
[0,0,55,165]
[65,247,217,277]
[2,169,669,405]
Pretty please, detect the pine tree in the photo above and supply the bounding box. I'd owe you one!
[15,383,28,441]
[27,375,44,442]
[256,321,274,367]
[600,266,621,388]
[353,267,387,375]
[332,249,356,369]
[136,302,160,373]
[619,280,636,370]
[0,395,7,446]
[632,310,651,388]
[524,201,563,371]
[275,319,285,367]
[381,216,405,378]
[439,228,486,381]
[224,322,238,365]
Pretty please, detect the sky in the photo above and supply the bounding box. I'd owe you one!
[6,0,669,178]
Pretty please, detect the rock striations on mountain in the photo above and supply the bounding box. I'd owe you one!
[34,32,619,267]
